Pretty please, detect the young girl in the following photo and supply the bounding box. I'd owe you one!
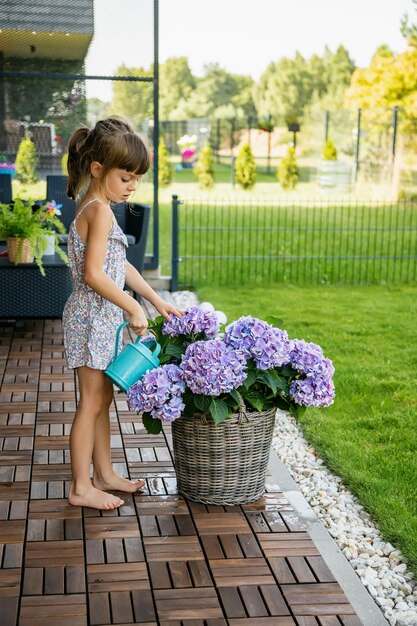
[62,117,183,511]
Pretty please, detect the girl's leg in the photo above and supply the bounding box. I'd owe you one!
[91,374,145,493]
[68,366,124,510]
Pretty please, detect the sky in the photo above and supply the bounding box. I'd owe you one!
[85,0,414,101]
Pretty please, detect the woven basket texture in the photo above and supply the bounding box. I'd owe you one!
[172,407,276,505]
[7,237,34,263]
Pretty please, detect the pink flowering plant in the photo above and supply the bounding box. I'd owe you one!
[127,307,335,434]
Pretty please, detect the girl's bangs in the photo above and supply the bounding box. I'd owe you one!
[107,134,150,175]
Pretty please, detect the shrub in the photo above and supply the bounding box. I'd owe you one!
[15,133,39,184]
[61,152,68,175]
[194,141,215,189]
[277,146,299,190]
[322,139,338,160]
[235,143,256,190]
[158,137,172,188]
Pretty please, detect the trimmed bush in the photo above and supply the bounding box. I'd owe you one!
[277,146,299,190]
[235,143,256,190]
[158,137,172,188]
[322,139,338,160]
[194,141,215,189]
[61,152,68,175]
[15,133,39,184]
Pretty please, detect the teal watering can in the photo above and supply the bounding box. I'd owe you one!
[105,321,161,392]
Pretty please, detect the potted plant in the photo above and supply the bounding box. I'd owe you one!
[127,307,335,505]
[0,197,68,276]
[318,139,352,191]
[177,134,198,169]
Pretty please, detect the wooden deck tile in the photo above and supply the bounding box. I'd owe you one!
[0,568,21,597]
[144,536,204,562]
[0,316,365,625]
[87,562,149,592]
[153,588,223,620]
[20,594,87,625]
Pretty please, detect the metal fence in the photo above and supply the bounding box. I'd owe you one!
[171,195,417,289]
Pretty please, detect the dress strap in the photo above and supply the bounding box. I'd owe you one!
[74,198,99,222]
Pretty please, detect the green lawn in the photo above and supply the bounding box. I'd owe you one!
[196,283,417,574]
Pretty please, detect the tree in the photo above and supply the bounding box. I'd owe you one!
[159,57,196,120]
[15,133,39,184]
[345,44,417,133]
[278,147,299,190]
[235,144,256,190]
[322,139,338,160]
[110,65,153,128]
[87,98,110,126]
[158,137,172,188]
[401,0,417,44]
[255,47,355,123]
[171,63,256,121]
[255,52,314,124]
[194,141,215,189]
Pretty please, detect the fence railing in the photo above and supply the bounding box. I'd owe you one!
[171,195,417,289]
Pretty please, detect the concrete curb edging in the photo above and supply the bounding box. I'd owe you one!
[268,450,390,626]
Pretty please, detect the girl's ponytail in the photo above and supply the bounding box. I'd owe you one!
[66,127,91,200]
[66,116,151,200]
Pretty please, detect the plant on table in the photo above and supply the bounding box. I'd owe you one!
[0,197,68,275]
[127,307,335,434]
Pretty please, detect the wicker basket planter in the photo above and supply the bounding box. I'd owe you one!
[7,237,34,263]
[172,407,276,505]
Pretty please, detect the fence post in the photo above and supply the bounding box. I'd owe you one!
[216,119,221,163]
[247,115,252,146]
[324,110,330,143]
[391,105,399,162]
[354,108,362,181]
[171,194,181,292]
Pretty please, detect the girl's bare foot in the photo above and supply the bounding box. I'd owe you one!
[92,472,145,494]
[69,484,124,510]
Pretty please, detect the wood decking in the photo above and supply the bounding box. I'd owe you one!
[0,316,364,626]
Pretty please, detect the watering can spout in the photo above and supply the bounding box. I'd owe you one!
[105,322,161,392]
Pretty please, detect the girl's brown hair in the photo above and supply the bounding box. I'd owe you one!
[66,116,151,200]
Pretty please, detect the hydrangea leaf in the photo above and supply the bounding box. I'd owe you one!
[193,394,212,412]
[209,398,229,424]
[243,390,267,412]
[142,413,163,434]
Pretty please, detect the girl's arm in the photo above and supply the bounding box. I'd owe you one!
[83,204,148,334]
[125,260,184,320]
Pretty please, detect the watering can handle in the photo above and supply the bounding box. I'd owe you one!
[113,321,130,361]
[140,337,162,359]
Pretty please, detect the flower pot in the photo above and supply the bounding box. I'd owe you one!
[7,237,34,263]
[43,234,56,256]
[172,407,276,505]
[318,160,353,191]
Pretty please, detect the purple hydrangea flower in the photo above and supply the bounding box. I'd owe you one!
[152,395,185,422]
[289,339,335,379]
[127,364,185,422]
[224,316,292,370]
[181,339,247,396]
[162,306,219,339]
[290,377,335,407]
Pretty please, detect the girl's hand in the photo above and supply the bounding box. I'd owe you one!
[128,304,148,336]
[154,297,185,321]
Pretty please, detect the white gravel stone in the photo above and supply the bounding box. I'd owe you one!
[170,290,200,309]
